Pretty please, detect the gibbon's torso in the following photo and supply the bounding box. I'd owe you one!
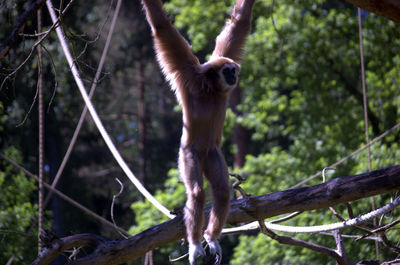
[179,72,230,152]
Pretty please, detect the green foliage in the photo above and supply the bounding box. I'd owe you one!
[0,147,38,265]
[137,0,400,264]
[229,0,400,263]
[129,169,189,263]
[130,169,185,235]
[165,0,233,53]
[2,0,400,264]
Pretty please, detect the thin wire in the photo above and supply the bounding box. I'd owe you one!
[358,7,379,260]
[358,8,372,172]
[45,0,174,219]
[37,6,44,255]
[291,122,400,189]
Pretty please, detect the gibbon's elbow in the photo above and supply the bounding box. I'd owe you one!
[151,24,169,36]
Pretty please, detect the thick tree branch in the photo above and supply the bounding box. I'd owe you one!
[32,164,400,265]
[36,233,107,265]
[344,0,400,25]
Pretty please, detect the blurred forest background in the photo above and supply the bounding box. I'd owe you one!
[1,0,400,264]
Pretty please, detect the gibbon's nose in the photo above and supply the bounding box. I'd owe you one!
[226,75,237,85]
[222,68,237,85]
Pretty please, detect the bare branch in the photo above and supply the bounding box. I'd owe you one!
[0,0,76,91]
[258,221,349,265]
[0,0,46,59]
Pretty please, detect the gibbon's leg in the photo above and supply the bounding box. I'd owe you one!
[179,146,206,264]
[203,148,230,259]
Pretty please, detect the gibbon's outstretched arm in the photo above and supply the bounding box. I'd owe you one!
[141,0,200,77]
[212,0,255,63]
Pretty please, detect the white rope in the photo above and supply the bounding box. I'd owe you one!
[45,0,174,219]
[222,197,400,235]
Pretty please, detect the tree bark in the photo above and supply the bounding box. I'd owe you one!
[32,164,400,265]
[345,0,400,25]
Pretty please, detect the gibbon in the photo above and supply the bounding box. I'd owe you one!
[140,0,255,264]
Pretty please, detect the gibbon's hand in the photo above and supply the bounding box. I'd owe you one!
[188,242,206,265]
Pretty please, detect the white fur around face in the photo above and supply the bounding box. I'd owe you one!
[219,63,239,90]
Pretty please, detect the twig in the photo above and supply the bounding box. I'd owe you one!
[356,218,400,241]
[380,233,400,253]
[229,172,248,197]
[111,178,129,239]
[382,259,400,265]
[270,211,303,224]
[333,229,347,262]
[319,232,381,242]
[0,0,76,91]
[258,221,349,265]
[0,0,46,59]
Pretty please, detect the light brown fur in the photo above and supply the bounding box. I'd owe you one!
[140,0,255,263]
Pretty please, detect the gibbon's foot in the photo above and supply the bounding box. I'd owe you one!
[204,234,222,265]
[188,242,206,265]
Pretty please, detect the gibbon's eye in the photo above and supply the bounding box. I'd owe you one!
[222,67,236,85]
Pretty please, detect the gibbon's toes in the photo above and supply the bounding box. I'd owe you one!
[188,242,206,265]
[204,234,222,264]
[204,234,222,256]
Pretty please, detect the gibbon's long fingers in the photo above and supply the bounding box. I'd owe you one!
[212,0,255,63]
[141,0,199,75]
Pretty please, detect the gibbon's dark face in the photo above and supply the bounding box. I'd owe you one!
[222,66,237,85]
[200,57,240,92]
